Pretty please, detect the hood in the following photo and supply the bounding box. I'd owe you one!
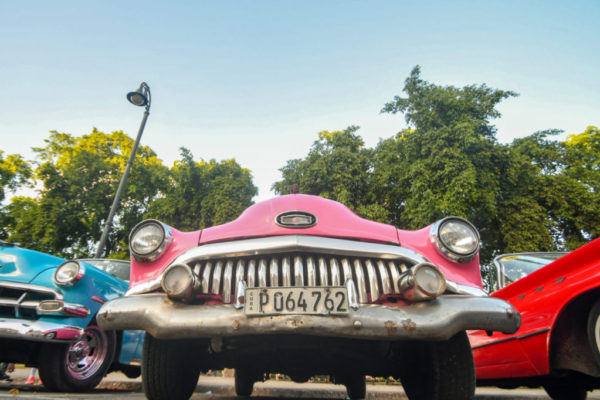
[199,194,400,245]
[0,246,65,284]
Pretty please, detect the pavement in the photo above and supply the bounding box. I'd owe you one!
[3,367,600,399]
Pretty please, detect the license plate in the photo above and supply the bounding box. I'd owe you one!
[244,287,349,316]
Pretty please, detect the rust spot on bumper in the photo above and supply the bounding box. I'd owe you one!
[384,320,398,335]
[401,319,417,332]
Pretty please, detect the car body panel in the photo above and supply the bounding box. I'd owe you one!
[0,244,143,367]
[128,194,483,293]
[470,237,600,380]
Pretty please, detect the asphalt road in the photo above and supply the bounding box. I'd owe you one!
[1,369,599,399]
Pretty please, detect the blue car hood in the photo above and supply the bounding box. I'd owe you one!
[0,246,65,284]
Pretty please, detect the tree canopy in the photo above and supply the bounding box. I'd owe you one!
[1,130,256,259]
[273,66,599,267]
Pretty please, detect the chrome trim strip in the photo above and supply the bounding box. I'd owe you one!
[330,259,341,286]
[282,257,291,286]
[235,261,245,293]
[247,260,256,288]
[307,257,316,286]
[258,259,267,287]
[127,236,428,296]
[318,258,328,286]
[0,281,64,301]
[365,260,380,301]
[445,281,487,296]
[341,258,352,283]
[173,235,426,266]
[201,262,212,293]
[353,260,367,303]
[212,261,223,294]
[389,261,401,293]
[294,256,304,286]
[270,258,279,287]
[0,318,84,343]
[223,261,233,303]
[97,294,521,341]
[377,261,391,295]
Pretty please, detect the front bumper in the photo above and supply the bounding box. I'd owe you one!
[97,294,520,341]
[0,317,84,342]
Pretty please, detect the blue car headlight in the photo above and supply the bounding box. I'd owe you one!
[54,261,85,286]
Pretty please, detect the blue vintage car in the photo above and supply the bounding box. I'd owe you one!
[0,241,143,391]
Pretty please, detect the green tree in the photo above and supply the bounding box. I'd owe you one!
[0,150,31,203]
[4,129,169,258]
[0,150,32,239]
[146,147,257,231]
[272,127,388,222]
[376,66,517,261]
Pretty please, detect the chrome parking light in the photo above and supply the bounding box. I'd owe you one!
[161,263,197,300]
[397,263,447,301]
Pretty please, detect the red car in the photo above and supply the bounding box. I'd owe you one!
[469,238,600,400]
[97,194,519,400]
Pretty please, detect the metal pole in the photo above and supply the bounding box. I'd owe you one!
[95,108,150,258]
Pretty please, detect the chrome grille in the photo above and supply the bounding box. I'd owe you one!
[189,254,411,304]
[0,281,62,318]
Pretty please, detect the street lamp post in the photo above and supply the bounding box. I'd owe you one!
[95,82,151,258]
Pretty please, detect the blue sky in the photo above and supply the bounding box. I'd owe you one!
[1,0,598,201]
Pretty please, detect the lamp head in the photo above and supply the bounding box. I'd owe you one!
[127,83,149,107]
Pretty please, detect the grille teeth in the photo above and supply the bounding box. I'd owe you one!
[0,282,62,318]
[187,254,414,304]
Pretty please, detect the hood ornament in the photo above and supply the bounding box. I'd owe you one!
[276,211,317,228]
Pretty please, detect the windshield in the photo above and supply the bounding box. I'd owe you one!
[497,253,566,286]
[78,259,130,282]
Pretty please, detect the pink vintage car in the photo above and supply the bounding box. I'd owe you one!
[97,194,519,400]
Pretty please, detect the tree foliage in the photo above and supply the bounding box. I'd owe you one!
[273,66,599,269]
[146,147,257,231]
[272,127,389,222]
[1,131,258,259]
[4,129,170,258]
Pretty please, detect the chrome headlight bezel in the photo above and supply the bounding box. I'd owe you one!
[54,261,85,286]
[430,217,480,263]
[129,220,173,262]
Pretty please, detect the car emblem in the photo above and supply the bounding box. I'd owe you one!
[276,211,317,228]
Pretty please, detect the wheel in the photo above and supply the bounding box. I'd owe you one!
[38,324,116,392]
[142,333,203,400]
[543,383,587,400]
[343,375,366,399]
[587,299,600,366]
[234,368,255,396]
[399,331,475,400]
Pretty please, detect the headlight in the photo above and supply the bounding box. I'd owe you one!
[129,220,173,262]
[430,217,480,263]
[161,264,197,299]
[54,261,84,286]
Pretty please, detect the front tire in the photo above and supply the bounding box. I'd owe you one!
[543,383,587,400]
[38,324,116,392]
[343,375,366,399]
[234,368,255,396]
[399,331,475,400]
[587,299,600,367]
[142,333,203,400]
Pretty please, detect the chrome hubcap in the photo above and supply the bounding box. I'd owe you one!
[66,326,107,380]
